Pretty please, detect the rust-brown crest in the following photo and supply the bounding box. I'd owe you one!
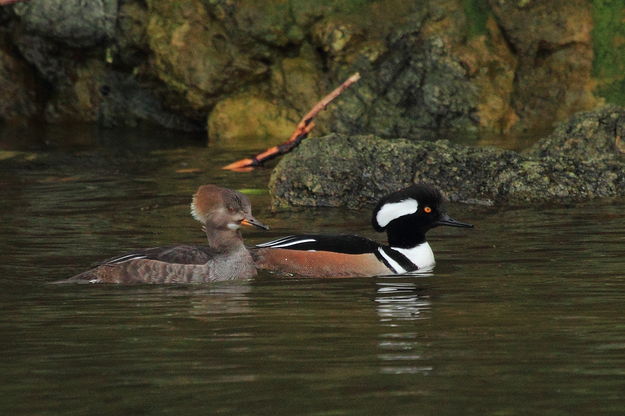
[190,185,224,223]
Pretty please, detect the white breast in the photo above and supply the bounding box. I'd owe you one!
[392,243,435,272]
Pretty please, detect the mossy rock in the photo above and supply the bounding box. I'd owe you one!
[207,91,299,143]
[270,107,625,207]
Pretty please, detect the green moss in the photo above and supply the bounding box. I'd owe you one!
[591,0,625,104]
[463,0,490,37]
[237,188,268,195]
[597,78,625,105]
[288,0,373,14]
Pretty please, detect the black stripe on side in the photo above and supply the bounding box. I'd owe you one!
[373,249,398,273]
[378,247,419,273]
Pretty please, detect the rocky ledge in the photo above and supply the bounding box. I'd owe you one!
[269,106,625,208]
[2,0,625,144]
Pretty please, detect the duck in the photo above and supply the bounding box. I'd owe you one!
[61,184,268,284]
[252,183,473,277]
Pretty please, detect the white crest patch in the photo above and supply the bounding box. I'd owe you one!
[190,198,207,223]
[375,198,419,228]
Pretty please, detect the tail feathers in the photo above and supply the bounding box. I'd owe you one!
[52,269,102,284]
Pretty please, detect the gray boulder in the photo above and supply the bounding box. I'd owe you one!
[269,106,625,207]
[12,0,118,48]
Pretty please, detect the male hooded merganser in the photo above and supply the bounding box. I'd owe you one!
[62,185,268,284]
[252,184,473,277]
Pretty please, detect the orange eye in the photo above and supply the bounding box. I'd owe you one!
[424,207,432,213]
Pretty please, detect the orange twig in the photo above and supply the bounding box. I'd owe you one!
[0,0,28,5]
[223,72,361,172]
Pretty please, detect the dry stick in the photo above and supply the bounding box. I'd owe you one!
[0,0,27,5]
[222,72,361,172]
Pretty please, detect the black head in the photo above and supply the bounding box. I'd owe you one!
[371,184,473,248]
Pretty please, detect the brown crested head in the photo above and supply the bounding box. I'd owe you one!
[190,185,268,231]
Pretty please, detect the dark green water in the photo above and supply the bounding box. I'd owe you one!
[1,126,625,415]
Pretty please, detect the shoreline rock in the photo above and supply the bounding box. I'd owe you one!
[2,0,625,143]
[269,106,625,208]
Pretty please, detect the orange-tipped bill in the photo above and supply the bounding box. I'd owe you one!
[241,216,269,230]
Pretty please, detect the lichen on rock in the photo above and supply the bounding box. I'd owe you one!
[12,0,118,48]
[207,90,299,143]
[525,105,625,162]
[2,0,625,142]
[270,106,625,208]
[146,0,270,116]
[0,34,40,123]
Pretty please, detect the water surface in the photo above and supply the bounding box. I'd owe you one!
[1,126,625,415]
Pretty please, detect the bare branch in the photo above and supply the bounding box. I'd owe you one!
[223,72,361,172]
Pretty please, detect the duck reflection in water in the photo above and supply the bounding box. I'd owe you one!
[376,276,433,375]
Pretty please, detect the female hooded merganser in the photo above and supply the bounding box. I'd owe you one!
[252,184,473,277]
[63,185,268,284]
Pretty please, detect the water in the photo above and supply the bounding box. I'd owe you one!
[1,126,625,415]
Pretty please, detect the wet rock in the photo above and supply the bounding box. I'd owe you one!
[488,0,599,131]
[524,105,625,162]
[207,45,326,142]
[42,58,202,131]
[269,134,419,209]
[113,0,149,69]
[328,34,479,140]
[269,46,326,122]
[207,90,299,143]
[1,0,625,141]
[447,13,519,133]
[270,107,625,208]
[0,4,14,24]
[4,0,202,130]
[311,18,364,59]
[0,34,40,123]
[12,0,118,48]
[148,0,484,140]
[96,73,204,132]
[145,0,270,117]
